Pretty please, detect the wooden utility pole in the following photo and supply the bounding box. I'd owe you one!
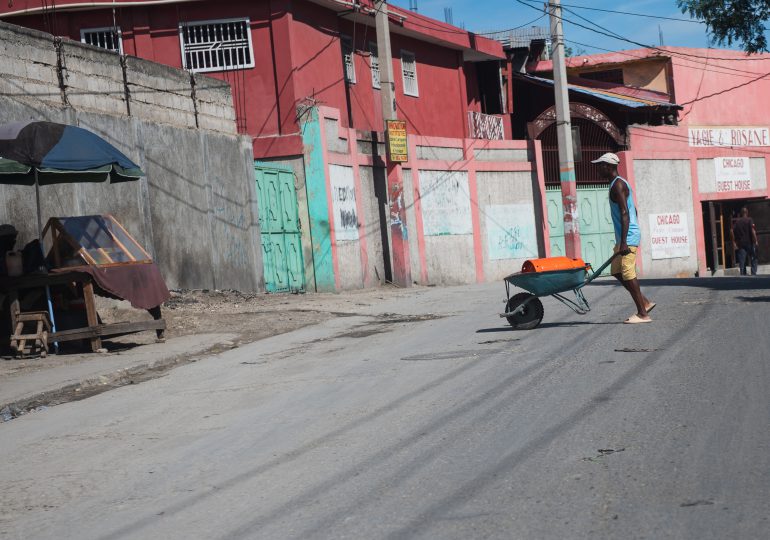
[548,0,581,259]
[375,0,412,287]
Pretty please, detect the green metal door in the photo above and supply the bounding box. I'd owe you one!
[546,184,616,274]
[254,162,305,292]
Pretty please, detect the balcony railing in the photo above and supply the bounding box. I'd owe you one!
[468,111,504,140]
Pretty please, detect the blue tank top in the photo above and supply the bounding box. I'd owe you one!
[609,176,641,246]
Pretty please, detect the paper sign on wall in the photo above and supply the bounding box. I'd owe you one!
[329,165,359,241]
[649,213,690,259]
[419,170,473,236]
[485,204,538,260]
[713,157,753,193]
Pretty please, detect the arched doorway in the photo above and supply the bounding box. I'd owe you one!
[528,103,626,267]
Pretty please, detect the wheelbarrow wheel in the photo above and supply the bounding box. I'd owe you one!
[505,293,544,330]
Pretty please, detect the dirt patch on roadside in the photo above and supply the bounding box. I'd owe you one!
[0,285,418,380]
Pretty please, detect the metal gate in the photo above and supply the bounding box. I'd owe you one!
[546,184,616,273]
[254,162,305,292]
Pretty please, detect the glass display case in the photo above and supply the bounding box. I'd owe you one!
[42,214,151,269]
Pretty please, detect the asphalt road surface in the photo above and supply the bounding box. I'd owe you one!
[1,277,769,540]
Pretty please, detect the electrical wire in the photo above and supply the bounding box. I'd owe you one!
[557,3,704,24]
[515,0,770,63]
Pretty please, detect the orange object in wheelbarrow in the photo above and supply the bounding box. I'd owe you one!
[521,256,589,273]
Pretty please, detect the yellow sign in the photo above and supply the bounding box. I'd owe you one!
[386,120,408,162]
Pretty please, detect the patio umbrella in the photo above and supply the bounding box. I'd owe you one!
[0,121,145,351]
[0,120,144,238]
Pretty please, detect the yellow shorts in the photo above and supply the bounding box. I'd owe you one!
[611,245,638,281]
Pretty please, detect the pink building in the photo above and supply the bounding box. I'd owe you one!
[514,46,770,276]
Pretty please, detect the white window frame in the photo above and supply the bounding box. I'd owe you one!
[369,42,380,89]
[401,50,419,97]
[178,17,255,73]
[341,34,356,84]
[80,26,123,54]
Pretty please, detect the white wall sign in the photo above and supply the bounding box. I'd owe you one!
[689,127,770,147]
[649,213,690,259]
[419,170,472,236]
[485,204,538,260]
[713,156,753,193]
[329,165,359,241]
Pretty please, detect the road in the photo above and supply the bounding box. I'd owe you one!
[1,277,769,540]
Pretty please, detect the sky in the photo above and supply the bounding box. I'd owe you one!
[390,0,732,53]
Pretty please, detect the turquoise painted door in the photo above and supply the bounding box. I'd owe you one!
[546,185,616,274]
[254,163,305,292]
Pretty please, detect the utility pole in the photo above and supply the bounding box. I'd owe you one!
[375,0,412,287]
[548,0,581,259]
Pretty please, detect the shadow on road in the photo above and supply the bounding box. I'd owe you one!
[591,276,770,291]
[735,295,770,302]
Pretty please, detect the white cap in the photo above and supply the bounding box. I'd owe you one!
[591,152,620,165]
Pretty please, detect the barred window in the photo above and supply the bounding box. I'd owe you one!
[179,17,255,73]
[401,50,418,97]
[341,35,356,84]
[369,42,380,89]
[80,27,123,54]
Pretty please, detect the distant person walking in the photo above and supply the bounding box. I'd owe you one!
[592,153,655,324]
[731,207,758,276]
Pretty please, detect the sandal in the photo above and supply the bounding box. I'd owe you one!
[646,302,656,313]
[624,314,652,324]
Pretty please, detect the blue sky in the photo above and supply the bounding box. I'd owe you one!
[390,0,726,52]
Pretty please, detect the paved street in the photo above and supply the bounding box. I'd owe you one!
[1,277,769,540]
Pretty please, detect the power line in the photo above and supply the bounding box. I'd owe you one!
[477,14,548,35]
[557,3,704,24]
[515,0,770,63]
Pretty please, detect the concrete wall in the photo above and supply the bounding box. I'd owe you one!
[0,21,262,292]
[308,106,546,289]
[632,159,698,278]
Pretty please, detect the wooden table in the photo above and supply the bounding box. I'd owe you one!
[1,270,165,353]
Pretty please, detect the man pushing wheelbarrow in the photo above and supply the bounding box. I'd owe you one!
[593,152,655,324]
[500,153,654,329]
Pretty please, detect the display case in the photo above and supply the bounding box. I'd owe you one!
[42,214,151,269]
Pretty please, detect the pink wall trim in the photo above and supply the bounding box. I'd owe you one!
[688,158,709,274]
[699,189,768,201]
[408,135,429,284]
[531,139,550,257]
[467,167,486,283]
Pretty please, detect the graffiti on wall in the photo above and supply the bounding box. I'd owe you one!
[485,204,538,260]
[329,164,359,241]
[419,170,473,236]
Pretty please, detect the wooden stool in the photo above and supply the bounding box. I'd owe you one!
[10,311,51,358]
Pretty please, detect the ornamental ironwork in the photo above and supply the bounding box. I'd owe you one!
[527,102,626,145]
[468,111,504,140]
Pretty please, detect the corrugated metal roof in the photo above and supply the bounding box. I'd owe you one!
[519,74,681,109]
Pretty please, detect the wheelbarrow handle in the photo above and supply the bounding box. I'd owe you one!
[585,252,622,284]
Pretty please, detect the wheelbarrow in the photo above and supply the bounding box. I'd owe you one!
[498,253,619,330]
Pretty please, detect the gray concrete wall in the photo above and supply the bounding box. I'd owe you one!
[633,159,699,278]
[0,21,236,133]
[476,171,542,281]
[474,148,529,162]
[0,21,261,292]
[358,165,388,285]
[416,145,464,161]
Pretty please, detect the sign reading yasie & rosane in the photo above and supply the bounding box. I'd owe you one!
[689,127,770,147]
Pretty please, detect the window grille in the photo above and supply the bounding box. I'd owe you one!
[401,50,418,97]
[341,35,356,84]
[179,17,255,73]
[80,27,123,54]
[369,42,380,89]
